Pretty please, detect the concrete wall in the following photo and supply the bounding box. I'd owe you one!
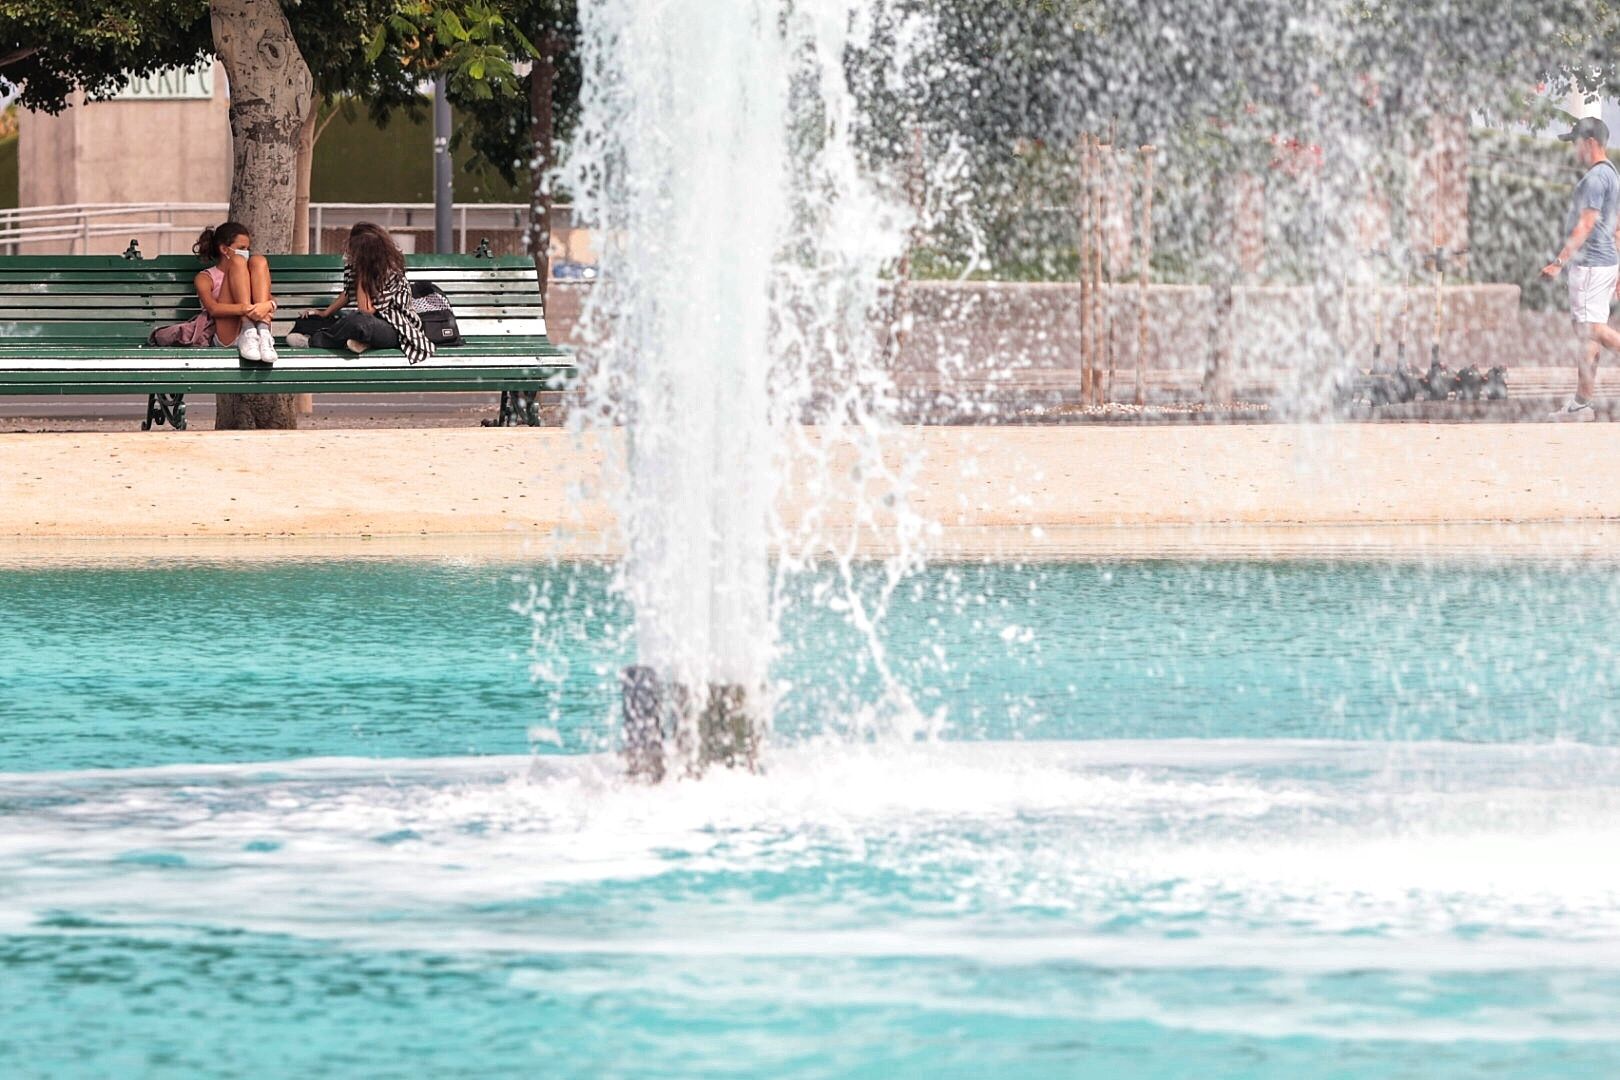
[894,281,1523,373]
[545,280,1529,415]
[19,63,230,254]
[18,105,76,207]
[546,281,1525,371]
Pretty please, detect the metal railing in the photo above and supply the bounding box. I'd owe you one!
[309,203,557,255]
[0,202,225,254]
[0,201,578,256]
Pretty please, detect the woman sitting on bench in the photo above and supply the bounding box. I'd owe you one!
[299,223,434,365]
[149,221,280,363]
[199,222,278,362]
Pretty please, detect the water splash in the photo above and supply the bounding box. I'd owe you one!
[566,0,922,766]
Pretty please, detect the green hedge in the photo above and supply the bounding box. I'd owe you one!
[0,101,520,211]
[312,104,524,204]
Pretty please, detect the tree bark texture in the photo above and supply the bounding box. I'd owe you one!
[210,0,313,430]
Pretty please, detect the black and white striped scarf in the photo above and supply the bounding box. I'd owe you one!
[344,263,435,365]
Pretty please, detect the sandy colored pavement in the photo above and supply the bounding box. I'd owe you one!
[0,428,610,541]
[5,424,1620,556]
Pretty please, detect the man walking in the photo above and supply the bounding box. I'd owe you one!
[1543,116,1620,421]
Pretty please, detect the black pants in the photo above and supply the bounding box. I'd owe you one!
[309,312,400,351]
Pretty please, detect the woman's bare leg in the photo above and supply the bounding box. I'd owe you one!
[248,254,273,306]
[248,253,280,359]
[216,258,249,345]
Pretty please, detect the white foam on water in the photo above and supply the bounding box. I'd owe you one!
[510,963,1620,1045]
[6,740,1620,973]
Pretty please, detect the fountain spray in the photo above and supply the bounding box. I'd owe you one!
[569,0,916,778]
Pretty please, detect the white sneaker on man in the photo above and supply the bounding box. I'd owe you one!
[256,323,279,363]
[237,325,262,362]
[1549,397,1596,422]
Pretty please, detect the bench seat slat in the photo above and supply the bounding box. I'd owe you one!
[0,362,569,375]
[0,298,543,315]
[0,286,545,301]
[0,340,567,362]
[0,305,543,321]
[0,254,541,269]
[0,372,573,395]
[0,361,570,377]
[0,268,545,283]
[0,319,553,341]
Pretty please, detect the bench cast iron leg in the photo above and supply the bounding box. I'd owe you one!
[488,390,541,428]
[142,393,187,431]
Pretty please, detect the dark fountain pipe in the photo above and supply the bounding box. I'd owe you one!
[622,666,761,782]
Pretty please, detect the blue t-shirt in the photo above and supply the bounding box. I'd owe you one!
[1566,160,1620,268]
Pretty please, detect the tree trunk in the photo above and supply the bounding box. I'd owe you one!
[1204,281,1235,403]
[293,96,315,255]
[210,0,313,430]
[529,30,561,305]
[292,98,317,415]
[1201,175,1238,404]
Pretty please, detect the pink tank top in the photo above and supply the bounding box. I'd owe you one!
[191,266,226,345]
[148,266,227,347]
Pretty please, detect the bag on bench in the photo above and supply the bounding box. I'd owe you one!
[288,312,342,339]
[410,281,464,347]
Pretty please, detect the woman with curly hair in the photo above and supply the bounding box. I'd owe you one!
[302,222,434,364]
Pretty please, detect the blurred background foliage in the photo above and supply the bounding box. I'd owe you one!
[0,0,1612,308]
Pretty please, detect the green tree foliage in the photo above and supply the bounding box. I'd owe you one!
[450,1,580,189]
[852,0,1620,281]
[0,1,211,111]
[0,1,535,124]
[363,0,535,100]
[878,0,1620,154]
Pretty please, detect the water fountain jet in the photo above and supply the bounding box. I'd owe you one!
[570,0,914,779]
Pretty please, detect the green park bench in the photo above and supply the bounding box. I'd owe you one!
[0,249,575,429]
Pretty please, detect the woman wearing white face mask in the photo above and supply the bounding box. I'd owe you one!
[189,221,279,363]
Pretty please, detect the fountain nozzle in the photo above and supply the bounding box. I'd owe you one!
[621,665,761,781]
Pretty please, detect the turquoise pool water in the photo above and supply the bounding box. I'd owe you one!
[4,558,1620,1076]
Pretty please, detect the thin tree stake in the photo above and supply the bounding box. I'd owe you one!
[1137,145,1155,407]
[1091,137,1105,406]
[1077,133,1092,406]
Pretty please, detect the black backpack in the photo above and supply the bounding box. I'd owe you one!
[410,280,463,346]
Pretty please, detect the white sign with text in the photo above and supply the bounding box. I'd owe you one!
[109,62,216,101]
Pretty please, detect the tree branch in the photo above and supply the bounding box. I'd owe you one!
[0,46,40,69]
[313,97,342,146]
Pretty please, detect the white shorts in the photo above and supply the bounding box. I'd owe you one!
[1569,263,1619,325]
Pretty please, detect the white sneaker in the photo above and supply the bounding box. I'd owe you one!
[284,332,309,348]
[237,325,262,362]
[256,323,278,363]
[346,339,370,354]
[1549,398,1596,422]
